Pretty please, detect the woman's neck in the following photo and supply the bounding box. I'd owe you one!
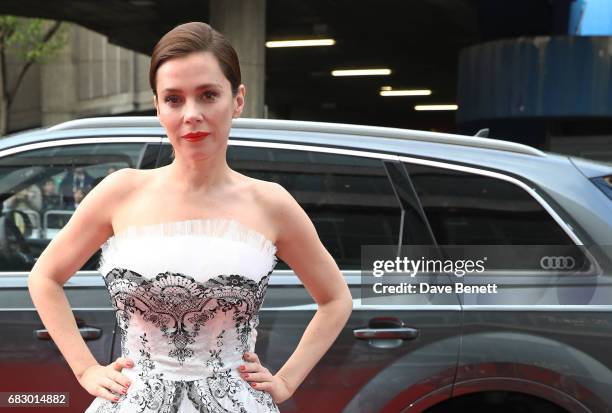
[164,155,235,194]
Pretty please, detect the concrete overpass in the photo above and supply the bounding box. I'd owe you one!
[0,0,562,127]
[5,0,612,162]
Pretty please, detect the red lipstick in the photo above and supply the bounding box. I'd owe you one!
[182,131,210,142]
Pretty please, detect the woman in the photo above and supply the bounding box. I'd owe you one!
[28,22,352,412]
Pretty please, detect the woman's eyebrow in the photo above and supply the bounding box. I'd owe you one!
[196,83,222,89]
[162,83,223,93]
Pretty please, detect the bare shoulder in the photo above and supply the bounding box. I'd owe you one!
[248,178,314,249]
[249,178,295,216]
[94,167,141,199]
[86,167,146,222]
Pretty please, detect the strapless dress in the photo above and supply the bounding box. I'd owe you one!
[84,218,280,413]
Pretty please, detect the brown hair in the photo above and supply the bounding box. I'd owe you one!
[149,22,241,96]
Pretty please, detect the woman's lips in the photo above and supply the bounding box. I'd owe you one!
[182,131,210,141]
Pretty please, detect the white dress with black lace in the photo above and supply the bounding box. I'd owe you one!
[84,218,280,413]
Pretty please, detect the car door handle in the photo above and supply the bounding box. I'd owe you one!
[353,327,419,340]
[35,326,102,341]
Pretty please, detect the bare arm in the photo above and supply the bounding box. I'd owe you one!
[268,183,353,395]
[27,169,132,379]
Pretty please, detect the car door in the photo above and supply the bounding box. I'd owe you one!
[402,159,612,412]
[0,138,160,412]
[155,138,462,412]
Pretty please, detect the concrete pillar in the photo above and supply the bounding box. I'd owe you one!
[134,52,154,111]
[210,0,266,118]
[39,23,153,126]
[5,44,42,132]
[40,24,77,126]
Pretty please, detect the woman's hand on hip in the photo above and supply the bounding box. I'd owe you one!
[239,352,293,404]
[77,357,134,403]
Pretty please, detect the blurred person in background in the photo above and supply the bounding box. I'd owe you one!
[41,179,62,212]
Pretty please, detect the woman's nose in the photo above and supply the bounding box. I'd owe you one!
[184,100,204,123]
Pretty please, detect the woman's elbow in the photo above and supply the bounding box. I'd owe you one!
[337,289,353,319]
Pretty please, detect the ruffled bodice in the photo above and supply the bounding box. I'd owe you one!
[85,218,280,413]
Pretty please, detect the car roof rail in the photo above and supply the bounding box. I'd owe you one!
[47,116,545,157]
[47,116,159,131]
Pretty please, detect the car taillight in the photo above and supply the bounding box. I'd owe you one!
[592,175,612,201]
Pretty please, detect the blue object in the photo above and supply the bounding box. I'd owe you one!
[570,0,612,35]
[457,36,612,121]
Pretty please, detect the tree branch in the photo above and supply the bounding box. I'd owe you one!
[41,21,62,44]
[7,21,62,108]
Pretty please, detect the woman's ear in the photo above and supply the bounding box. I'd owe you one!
[233,84,246,118]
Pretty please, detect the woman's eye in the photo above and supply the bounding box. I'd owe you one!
[202,91,218,100]
[164,95,182,104]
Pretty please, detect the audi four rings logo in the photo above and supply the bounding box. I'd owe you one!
[540,256,576,270]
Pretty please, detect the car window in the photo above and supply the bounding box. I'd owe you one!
[227,145,402,269]
[403,162,574,245]
[0,142,147,272]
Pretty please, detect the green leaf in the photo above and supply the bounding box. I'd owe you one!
[0,15,67,63]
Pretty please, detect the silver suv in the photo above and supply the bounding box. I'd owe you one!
[1,117,611,412]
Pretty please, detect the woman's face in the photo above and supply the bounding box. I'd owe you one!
[154,51,245,162]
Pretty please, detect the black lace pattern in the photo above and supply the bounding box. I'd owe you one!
[105,267,273,365]
[86,263,280,413]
